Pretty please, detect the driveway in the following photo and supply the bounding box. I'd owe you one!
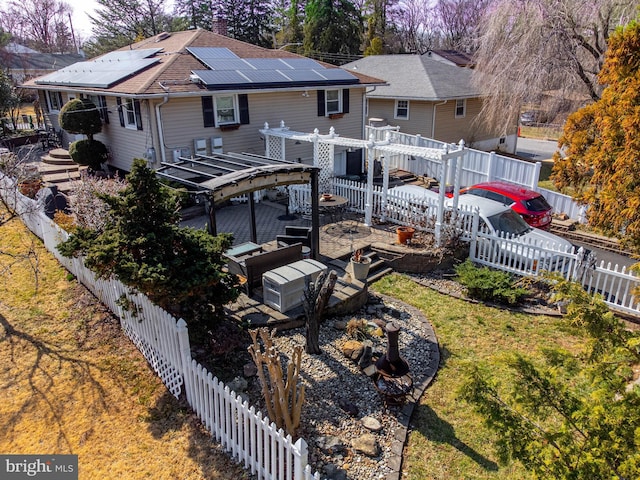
[516,137,560,161]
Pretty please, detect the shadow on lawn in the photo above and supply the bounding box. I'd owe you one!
[0,313,110,452]
[413,403,499,472]
[147,390,251,479]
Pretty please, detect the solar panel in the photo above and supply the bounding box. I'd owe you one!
[35,58,160,88]
[241,70,291,83]
[208,59,255,71]
[279,58,325,70]
[186,48,359,88]
[187,47,240,67]
[245,58,292,70]
[98,48,162,62]
[283,70,327,82]
[192,70,250,86]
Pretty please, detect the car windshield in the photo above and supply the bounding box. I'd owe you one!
[523,195,552,212]
[487,209,532,236]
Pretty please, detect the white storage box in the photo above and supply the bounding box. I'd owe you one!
[262,259,327,313]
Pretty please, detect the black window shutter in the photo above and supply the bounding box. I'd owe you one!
[238,94,250,124]
[317,90,325,116]
[342,89,349,113]
[116,97,125,127]
[134,100,143,130]
[43,92,49,113]
[202,97,215,127]
[99,96,109,124]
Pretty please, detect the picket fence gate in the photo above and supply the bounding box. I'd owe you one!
[0,174,322,480]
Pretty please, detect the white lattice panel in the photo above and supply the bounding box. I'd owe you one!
[267,136,282,160]
[316,142,332,193]
[121,322,184,398]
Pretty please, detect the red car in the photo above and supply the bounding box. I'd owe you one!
[459,181,553,230]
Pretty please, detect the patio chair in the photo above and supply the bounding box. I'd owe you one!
[276,225,312,248]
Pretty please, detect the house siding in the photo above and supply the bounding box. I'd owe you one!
[94,97,151,171]
[155,88,365,167]
[367,97,515,153]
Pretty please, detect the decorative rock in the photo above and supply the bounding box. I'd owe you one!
[337,398,359,416]
[362,364,377,377]
[342,340,364,361]
[227,376,248,393]
[358,341,373,369]
[243,362,258,377]
[333,320,348,330]
[351,433,380,457]
[361,416,383,432]
[317,435,346,454]
[324,463,348,480]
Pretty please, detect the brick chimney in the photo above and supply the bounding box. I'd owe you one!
[213,17,228,36]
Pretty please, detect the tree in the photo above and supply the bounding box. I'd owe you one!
[551,19,640,253]
[460,277,640,479]
[303,0,364,63]
[174,0,274,47]
[0,71,17,134]
[59,98,108,171]
[83,0,174,56]
[472,0,637,135]
[1,0,75,53]
[57,159,241,326]
[433,0,490,51]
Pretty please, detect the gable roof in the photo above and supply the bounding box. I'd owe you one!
[1,43,84,72]
[24,30,384,96]
[342,54,480,101]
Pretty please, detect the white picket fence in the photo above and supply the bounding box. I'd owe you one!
[0,174,322,480]
[289,174,639,316]
[365,126,585,223]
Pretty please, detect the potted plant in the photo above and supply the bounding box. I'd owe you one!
[350,249,371,281]
[396,226,415,245]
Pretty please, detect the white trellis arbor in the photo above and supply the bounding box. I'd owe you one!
[260,121,467,245]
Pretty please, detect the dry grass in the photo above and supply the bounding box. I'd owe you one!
[0,216,249,479]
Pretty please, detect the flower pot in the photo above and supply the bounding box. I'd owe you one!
[350,256,371,281]
[396,226,415,245]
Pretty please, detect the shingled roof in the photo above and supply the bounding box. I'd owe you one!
[23,30,384,96]
[342,54,480,101]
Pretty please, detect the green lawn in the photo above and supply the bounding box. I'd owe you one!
[371,274,586,480]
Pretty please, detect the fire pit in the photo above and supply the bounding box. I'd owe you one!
[374,322,413,404]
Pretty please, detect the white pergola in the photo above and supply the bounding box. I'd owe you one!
[260,121,467,245]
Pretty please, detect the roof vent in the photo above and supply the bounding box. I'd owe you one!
[156,32,171,42]
[189,74,201,84]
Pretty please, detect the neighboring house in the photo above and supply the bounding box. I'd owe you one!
[1,42,84,84]
[423,49,475,68]
[343,55,517,154]
[22,30,384,174]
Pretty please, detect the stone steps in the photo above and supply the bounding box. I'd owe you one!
[38,148,85,194]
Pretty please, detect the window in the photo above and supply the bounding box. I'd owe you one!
[116,97,142,130]
[202,95,249,128]
[326,89,341,114]
[455,99,466,118]
[215,95,238,125]
[46,91,63,111]
[123,99,138,128]
[87,95,109,124]
[317,90,349,117]
[395,100,409,119]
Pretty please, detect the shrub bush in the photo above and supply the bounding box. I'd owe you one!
[69,139,108,171]
[455,259,528,305]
